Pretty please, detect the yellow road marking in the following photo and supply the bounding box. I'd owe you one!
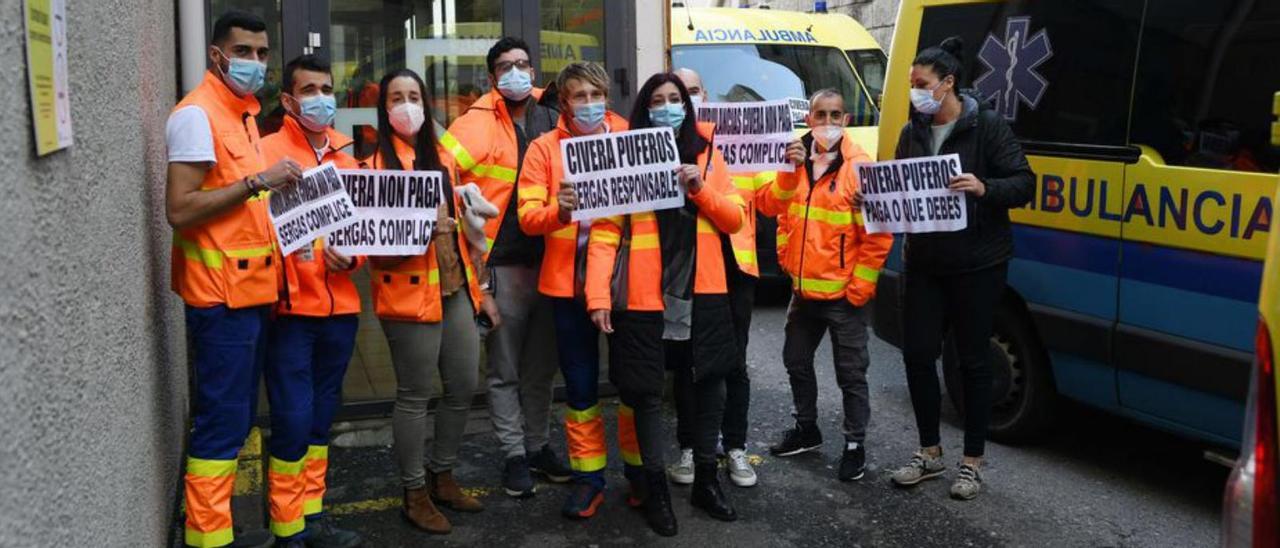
[233,428,263,496]
[326,488,494,517]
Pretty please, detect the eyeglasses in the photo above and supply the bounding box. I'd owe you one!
[494,59,532,74]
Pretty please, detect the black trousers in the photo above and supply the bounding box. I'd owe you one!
[674,271,755,454]
[609,311,667,472]
[901,262,1007,458]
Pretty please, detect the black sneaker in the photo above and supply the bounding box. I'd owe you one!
[769,423,823,457]
[503,455,536,498]
[838,443,866,482]
[528,445,573,483]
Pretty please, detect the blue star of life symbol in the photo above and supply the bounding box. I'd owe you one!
[973,17,1053,122]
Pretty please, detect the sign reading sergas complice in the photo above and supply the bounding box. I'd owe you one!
[327,169,442,256]
[268,163,360,255]
[561,127,683,222]
[857,154,967,234]
[696,100,795,173]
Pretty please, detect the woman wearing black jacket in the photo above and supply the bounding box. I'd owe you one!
[884,37,1035,500]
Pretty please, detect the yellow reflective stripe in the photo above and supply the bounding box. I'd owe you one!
[174,235,224,269]
[306,445,328,461]
[428,269,440,284]
[633,212,656,222]
[789,203,853,226]
[517,203,540,217]
[472,163,517,183]
[776,233,790,246]
[725,193,746,206]
[754,171,777,189]
[618,404,634,419]
[854,212,865,226]
[223,244,275,258]
[795,276,848,293]
[632,233,659,250]
[486,236,496,250]
[439,132,477,171]
[185,527,234,548]
[771,183,795,200]
[590,230,622,246]
[854,264,880,284]
[565,405,601,423]
[550,225,576,240]
[303,497,324,516]
[620,449,642,466]
[270,517,306,538]
[696,217,715,234]
[732,176,755,191]
[522,186,548,200]
[734,248,758,266]
[269,456,306,476]
[187,457,237,478]
[570,454,607,472]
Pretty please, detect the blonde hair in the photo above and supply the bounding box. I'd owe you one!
[556,61,610,99]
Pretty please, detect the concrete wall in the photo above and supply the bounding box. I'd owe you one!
[0,1,185,546]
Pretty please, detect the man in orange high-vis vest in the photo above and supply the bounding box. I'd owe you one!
[259,54,363,548]
[666,68,768,489]
[165,11,301,548]
[442,37,571,498]
[516,61,641,520]
[755,89,893,485]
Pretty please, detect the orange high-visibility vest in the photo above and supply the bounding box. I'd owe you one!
[368,136,483,323]
[261,115,365,317]
[726,170,779,278]
[757,135,893,305]
[584,124,746,312]
[170,71,279,309]
[516,112,630,298]
[440,88,546,253]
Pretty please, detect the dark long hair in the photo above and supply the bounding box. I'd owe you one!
[375,69,443,171]
[629,72,707,165]
[913,36,965,86]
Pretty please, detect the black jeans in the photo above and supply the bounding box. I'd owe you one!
[782,296,871,442]
[609,311,667,472]
[901,262,1007,458]
[674,270,755,452]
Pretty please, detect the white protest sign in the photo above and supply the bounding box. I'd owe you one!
[857,154,968,234]
[695,100,795,173]
[268,163,360,256]
[327,169,442,256]
[787,97,811,126]
[561,127,683,222]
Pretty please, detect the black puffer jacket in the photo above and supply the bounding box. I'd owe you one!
[895,93,1035,274]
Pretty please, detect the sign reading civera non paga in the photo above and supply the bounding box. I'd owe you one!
[560,127,684,222]
[327,169,442,256]
[696,99,795,173]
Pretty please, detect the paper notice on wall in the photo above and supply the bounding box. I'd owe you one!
[560,127,684,222]
[857,154,968,234]
[326,169,443,256]
[24,0,73,155]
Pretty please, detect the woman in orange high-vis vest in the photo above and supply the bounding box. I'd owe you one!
[585,73,747,535]
[367,69,500,536]
[515,62,645,523]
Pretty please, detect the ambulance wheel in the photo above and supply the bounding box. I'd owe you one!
[942,300,1056,443]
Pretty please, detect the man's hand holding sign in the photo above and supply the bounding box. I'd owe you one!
[268,162,360,256]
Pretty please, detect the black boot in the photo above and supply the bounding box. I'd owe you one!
[691,463,738,522]
[643,469,678,537]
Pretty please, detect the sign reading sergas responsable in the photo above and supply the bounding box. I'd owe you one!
[561,127,683,222]
[24,0,73,156]
[858,154,967,234]
[327,169,442,256]
[269,163,359,256]
[697,100,795,173]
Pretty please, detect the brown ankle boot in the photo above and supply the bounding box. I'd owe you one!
[403,485,451,534]
[430,470,485,513]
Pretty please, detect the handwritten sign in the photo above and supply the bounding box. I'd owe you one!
[561,127,683,222]
[268,163,359,255]
[857,154,967,234]
[327,169,442,256]
[696,100,795,173]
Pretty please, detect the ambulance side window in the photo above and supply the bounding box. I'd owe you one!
[917,0,1142,148]
[1130,1,1280,173]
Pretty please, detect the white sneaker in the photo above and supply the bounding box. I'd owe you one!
[726,449,758,487]
[667,448,695,485]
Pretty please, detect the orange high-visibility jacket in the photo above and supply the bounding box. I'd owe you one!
[440,88,546,252]
[725,170,780,278]
[516,111,630,298]
[584,123,747,312]
[757,135,893,306]
[170,71,279,309]
[368,136,483,323]
[261,115,366,317]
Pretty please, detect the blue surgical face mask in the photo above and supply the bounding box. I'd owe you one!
[648,102,686,130]
[909,81,944,115]
[292,94,337,132]
[497,68,533,101]
[572,101,607,134]
[218,48,266,96]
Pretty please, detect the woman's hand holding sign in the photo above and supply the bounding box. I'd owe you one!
[948,173,986,197]
[676,164,703,196]
[323,246,353,271]
[557,183,578,224]
[434,203,457,235]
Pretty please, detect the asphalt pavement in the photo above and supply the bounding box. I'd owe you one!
[313,290,1228,547]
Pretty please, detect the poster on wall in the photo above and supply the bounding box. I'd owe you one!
[24,0,74,156]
